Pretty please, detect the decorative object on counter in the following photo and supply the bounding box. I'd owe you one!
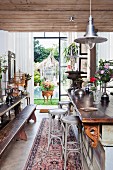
[12,70,32,95]
[90,77,97,89]
[13,70,25,87]
[101,83,109,102]
[89,77,99,103]
[92,90,100,104]
[74,88,85,96]
[5,88,14,105]
[80,107,98,112]
[63,42,79,71]
[83,77,97,95]
[85,85,89,94]
[12,86,21,97]
[65,70,85,90]
[24,73,32,91]
[7,84,21,97]
[95,59,113,103]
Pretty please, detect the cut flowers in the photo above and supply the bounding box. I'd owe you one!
[90,77,97,91]
[89,59,113,91]
[40,80,55,91]
[95,59,113,83]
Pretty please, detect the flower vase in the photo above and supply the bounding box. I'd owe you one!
[101,82,109,103]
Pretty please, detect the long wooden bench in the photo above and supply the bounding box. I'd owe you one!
[0,104,37,158]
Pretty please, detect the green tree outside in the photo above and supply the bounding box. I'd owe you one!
[34,70,41,85]
[34,39,59,63]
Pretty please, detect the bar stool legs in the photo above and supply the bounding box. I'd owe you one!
[48,108,68,153]
[62,115,84,170]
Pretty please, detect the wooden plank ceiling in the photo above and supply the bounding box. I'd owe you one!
[0,0,113,32]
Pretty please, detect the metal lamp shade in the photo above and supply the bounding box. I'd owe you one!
[75,16,108,45]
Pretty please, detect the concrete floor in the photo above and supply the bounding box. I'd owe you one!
[0,108,88,170]
[0,110,49,170]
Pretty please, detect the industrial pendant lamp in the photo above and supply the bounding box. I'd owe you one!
[74,0,108,50]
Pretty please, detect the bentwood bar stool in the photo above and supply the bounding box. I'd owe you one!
[62,115,84,170]
[58,100,72,115]
[48,108,68,152]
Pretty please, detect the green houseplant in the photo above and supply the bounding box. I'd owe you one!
[63,42,79,62]
[34,70,41,86]
[40,80,55,102]
[63,42,79,71]
[40,81,55,91]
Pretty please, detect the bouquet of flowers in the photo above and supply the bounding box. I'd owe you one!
[90,77,97,91]
[40,80,55,91]
[95,59,113,83]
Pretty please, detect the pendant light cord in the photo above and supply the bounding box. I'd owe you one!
[90,0,91,16]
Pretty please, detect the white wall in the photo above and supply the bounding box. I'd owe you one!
[0,30,8,55]
[97,32,112,64]
[0,31,34,103]
[8,32,15,53]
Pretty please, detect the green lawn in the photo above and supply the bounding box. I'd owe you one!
[34,99,59,105]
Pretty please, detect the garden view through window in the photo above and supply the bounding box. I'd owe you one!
[34,36,70,105]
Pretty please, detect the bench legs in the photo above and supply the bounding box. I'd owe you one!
[28,111,36,123]
[17,129,27,141]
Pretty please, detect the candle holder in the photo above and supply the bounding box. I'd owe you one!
[101,82,109,103]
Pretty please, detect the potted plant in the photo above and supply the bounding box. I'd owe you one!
[40,80,55,102]
[63,42,79,70]
[63,42,78,60]
[40,80,54,91]
[94,59,113,102]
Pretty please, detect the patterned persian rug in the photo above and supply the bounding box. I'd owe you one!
[24,118,82,170]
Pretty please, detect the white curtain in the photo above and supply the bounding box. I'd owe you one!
[14,32,34,103]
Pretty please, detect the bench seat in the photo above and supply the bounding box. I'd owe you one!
[0,104,37,157]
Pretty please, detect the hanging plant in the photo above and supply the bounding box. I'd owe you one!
[63,42,79,62]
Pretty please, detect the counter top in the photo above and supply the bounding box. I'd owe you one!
[68,90,113,124]
[68,90,113,147]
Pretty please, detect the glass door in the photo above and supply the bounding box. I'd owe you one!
[59,38,71,100]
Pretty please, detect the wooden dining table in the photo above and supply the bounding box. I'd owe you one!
[68,89,113,148]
